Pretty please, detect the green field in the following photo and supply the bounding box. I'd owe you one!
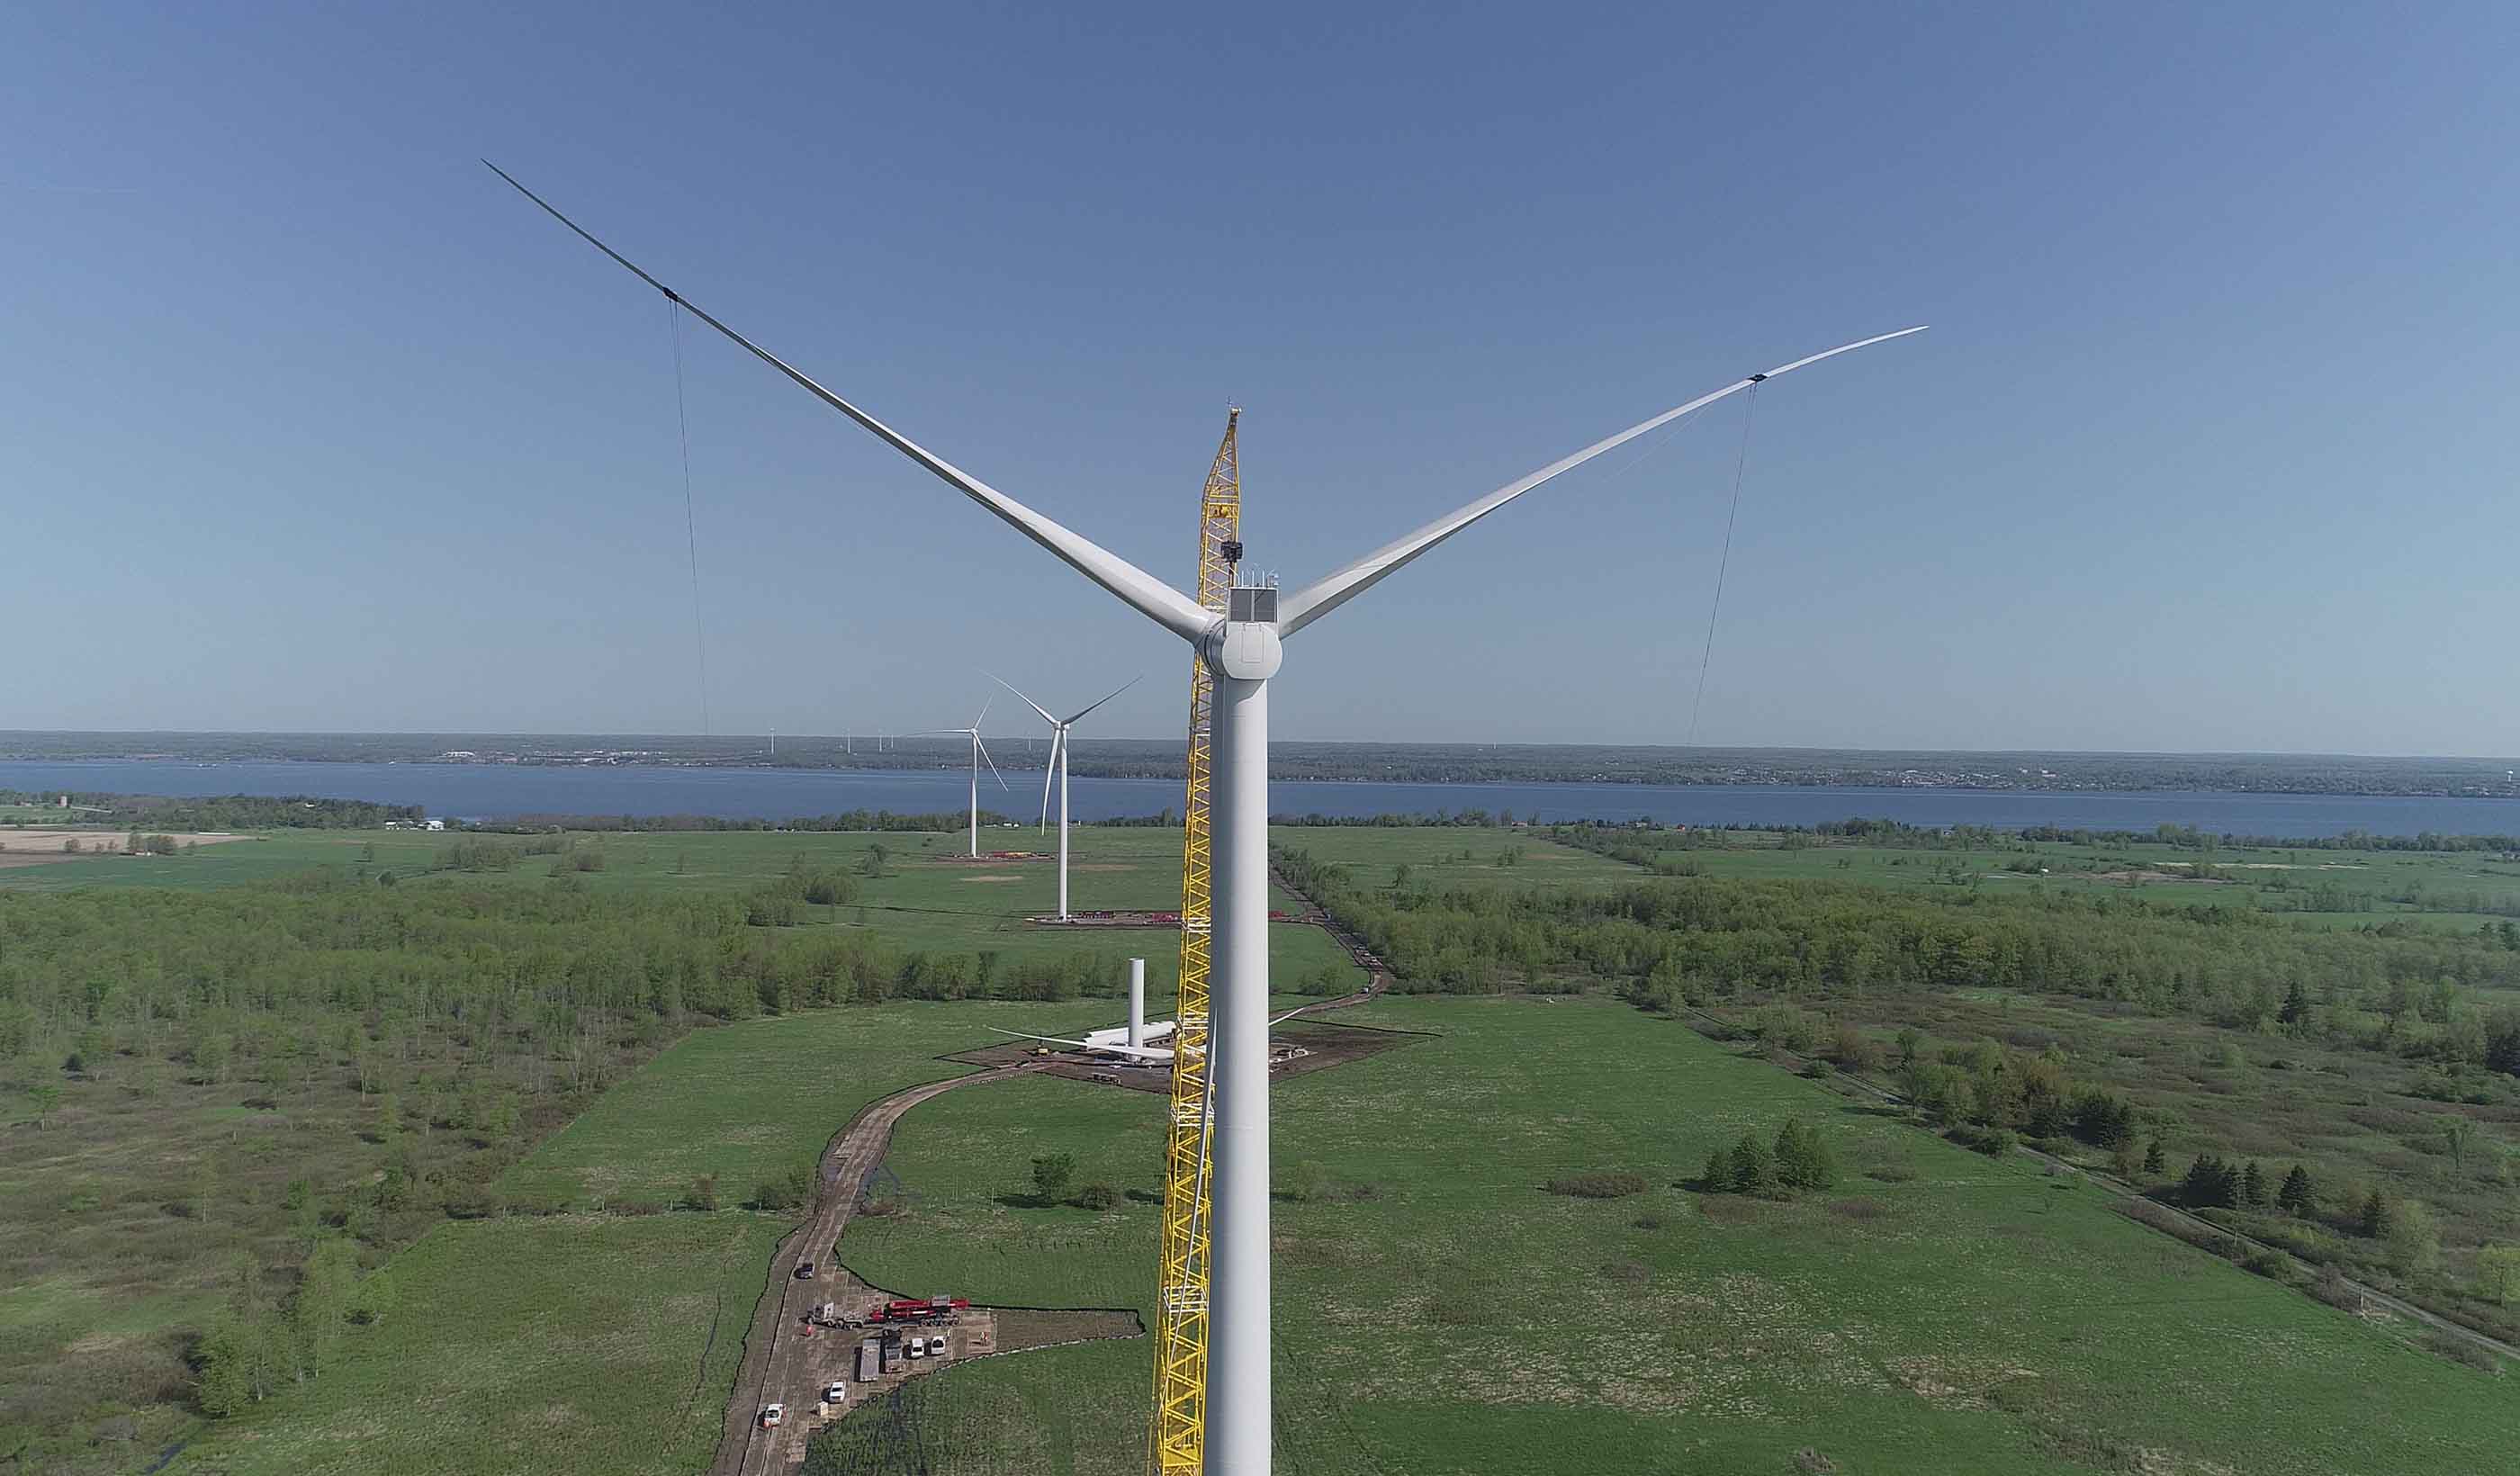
[21,819,2520,1475]
[834,994,2518,1474]
[169,1212,779,1475]
[165,998,1086,1476]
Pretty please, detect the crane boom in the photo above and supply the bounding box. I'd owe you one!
[1149,410,1238,1474]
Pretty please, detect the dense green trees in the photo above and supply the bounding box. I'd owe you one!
[194,1237,378,1415]
[1274,847,2520,1080]
[1698,1121,1832,1197]
[0,873,1138,1084]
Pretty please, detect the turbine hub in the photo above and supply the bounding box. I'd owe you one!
[1202,586,1282,681]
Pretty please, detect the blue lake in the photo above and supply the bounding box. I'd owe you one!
[4,760,2517,839]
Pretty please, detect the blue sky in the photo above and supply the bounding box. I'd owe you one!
[5,2,2516,754]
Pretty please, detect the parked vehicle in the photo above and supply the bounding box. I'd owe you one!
[905,1336,927,1358]
[760,1404,784,1429]
[823,1382,848,1405]
[856,1340,881,1382]
[794,1261,816,1279]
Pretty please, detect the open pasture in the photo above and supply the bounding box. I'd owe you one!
[165,1212,779,1476]
[828,994,2518,1474]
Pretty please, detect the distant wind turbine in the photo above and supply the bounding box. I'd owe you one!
[916,698,1010,857]
[486,160,1923,1476]
[990,672,1139,920]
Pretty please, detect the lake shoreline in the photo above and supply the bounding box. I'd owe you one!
[6,759,2518,841]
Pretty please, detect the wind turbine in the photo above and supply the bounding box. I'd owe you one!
[487,161,1922,1476]
[916,698,1009,857]
[989,672,1138,920]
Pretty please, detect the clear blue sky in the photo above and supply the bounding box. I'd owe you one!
[6,3,2516,754]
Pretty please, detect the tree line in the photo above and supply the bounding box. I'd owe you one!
[0,791,421,830]
[1270,846,2520,1076]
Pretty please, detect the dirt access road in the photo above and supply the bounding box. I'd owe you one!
[713,867,1382,1471]
[710,1063,1037,1476]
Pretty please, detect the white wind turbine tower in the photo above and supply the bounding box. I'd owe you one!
[989,672,1139,920]
[915,698,1009,858]
[488,161,1922,1476]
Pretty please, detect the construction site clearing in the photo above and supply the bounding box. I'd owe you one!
[759,1265,1140,1463]
[944,1019,1417,1094]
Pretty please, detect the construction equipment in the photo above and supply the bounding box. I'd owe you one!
[866,1296,968,1324]
[1150,412,1238,1473]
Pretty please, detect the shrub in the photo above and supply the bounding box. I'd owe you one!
[1075,1182,1119,1211]
[2240,1249,2293,1282]
[798,871,855,906]
[2121,1197,2240,1259]
[1726,1133,1778,1194]
[1030,1152,1076,1204]
[2310,1263,2363,1313]
[440,1188,504,1220]
[1546,1172,1647,1200]
[685,1174,720,1212]
[1598,1258,1651,1284]
[1774,1120,1836,1191]
[1950,1125,2017,1157]
[2421,1328,2502,1373]
[750,1161,818,1212]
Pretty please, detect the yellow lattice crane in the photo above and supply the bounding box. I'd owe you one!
[1149,411,1239,1475]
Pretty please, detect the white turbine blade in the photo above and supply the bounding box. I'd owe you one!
[984,671,1059,727]
[484,162,1213,644]
[1061,674,1141,726]
[1037,728,1059,832]
[1274,326,1928,636]
[975,733,1010,792]
[987,1028,1096,1049]
[1265,1008,1309,1027]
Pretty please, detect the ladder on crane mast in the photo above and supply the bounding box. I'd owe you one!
[1149,410,1238,1475]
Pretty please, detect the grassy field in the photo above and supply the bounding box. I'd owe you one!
[500,1000,1186,1209]
[162,999,1075,1476]
[832,994,2518,1475]
[166,1212,779,1475]
[24,817,2520,1474]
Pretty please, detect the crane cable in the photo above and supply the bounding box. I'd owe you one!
[1688,383,1759,746]
[667,300,712,736]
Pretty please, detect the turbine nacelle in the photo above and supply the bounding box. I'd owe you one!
[1202,587,1283,682]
